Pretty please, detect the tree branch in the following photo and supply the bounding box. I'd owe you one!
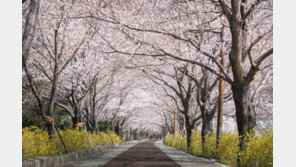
[245,48,273,85]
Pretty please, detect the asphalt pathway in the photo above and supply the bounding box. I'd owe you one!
[154,140,227,167]
[103,140,180,167]
[59,140,227,167]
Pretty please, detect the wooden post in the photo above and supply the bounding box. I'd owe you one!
[174,113,177,135]
[84,123,93,148]
[216,51,225,148]
[51,121,62,155]
[106,124,114,144]
[54,122,69,153]
[41,123,46,130]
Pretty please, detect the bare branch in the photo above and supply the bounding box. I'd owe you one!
[218,0,232,21]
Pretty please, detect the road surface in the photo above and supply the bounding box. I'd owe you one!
[59,140,227,167]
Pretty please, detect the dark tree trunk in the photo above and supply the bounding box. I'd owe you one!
[118,128,122,137]
[201,112,214,150]
[185,125,192,149]
[232,84,256,150]
[114,123,120,135]
[184,114,193,148]
[46,122,54,137]
[133,132,137,140]
[72,116,81,125]
[72,116,83,131]
[105,122,109,133]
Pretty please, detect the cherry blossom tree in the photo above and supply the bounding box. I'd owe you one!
[22,1,273,159]
[85,0,272,152]
[23,0,88,135]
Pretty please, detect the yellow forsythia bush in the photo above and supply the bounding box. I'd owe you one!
[110,132,121,144]
[120,136,126,143]
[163,134,174,147]
[240,129,273,167]
[190,130,202,156]
[215,131,239,166]
[22,126,59,160]
[202,132,217,158]
[163,128,273,167]
[171,134,181,148]
[163,134,187,152]
[22,126,123,160]
[88,132,111,147]
[179,136,187,152]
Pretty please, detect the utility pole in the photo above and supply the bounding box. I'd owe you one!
[217,24,226,148]
[174,113,177,135]
[216,51,224,147]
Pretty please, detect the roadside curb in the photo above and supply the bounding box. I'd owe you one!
[22,140,143,167]
[156,140,229,167]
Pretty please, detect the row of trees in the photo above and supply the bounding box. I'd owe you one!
[23,0,273,165]
[22,0,165,139]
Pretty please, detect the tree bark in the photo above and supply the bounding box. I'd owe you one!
[126,131,130,141]
[93,117,100,135]
[114,123,120,135]
[226,1,256,156]
[46,121,54,137]
[72,116,81,125]
[232,84,256,150]
[111,123,115,132]
[184,114,193,148]
[201,112,214,147]
[22,0,40,68]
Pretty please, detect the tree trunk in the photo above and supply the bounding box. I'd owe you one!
[46,121,54,137]
[72,116,83,130]
[228,8,257,166]
[93,117,101,135]
[185,114,193,148]
[178,116,184,135]
[118,128,122,137]
[72,116,81,125]
[232,84,256,151]
[185,124,192,149]
[105,122,109,133]
[133,132,137,140]
[201,112,214,151]
[111,123,115,132]
[131,131,134,141]
[126,131,130,141]
[22,0,40,68]
[115,123,120,135]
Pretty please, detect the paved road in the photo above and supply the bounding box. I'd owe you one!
[154,140,227,167]
[59,140,227,167]
[103,140,180,167]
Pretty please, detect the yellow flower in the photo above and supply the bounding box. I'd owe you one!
[22,126,123,160]
[163,128,273,167]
